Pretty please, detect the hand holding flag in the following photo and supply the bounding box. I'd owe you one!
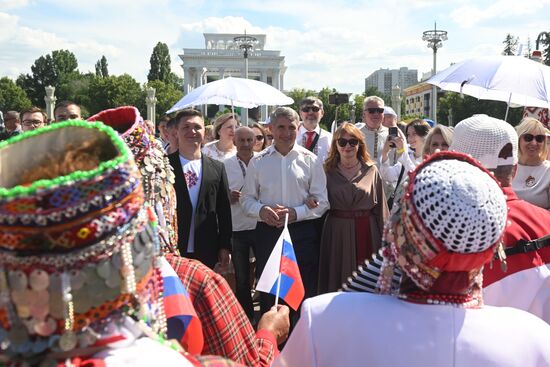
[256,214,305,311]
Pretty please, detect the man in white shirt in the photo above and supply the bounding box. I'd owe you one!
[296,96,332,163]
[359,96,389,165]
[242,107,329,316]
[224,126,258,321]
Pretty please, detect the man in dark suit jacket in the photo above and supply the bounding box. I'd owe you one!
[168,108,232,269]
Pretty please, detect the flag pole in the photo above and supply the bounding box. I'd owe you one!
[274,213,290,308]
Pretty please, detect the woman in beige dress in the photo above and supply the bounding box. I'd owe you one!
[318,122,389,294]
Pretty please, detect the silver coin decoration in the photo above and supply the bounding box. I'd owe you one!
[59,331,78,351]
[8,271,28,291]
[29,269,49,291]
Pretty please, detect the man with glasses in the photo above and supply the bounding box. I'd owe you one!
[20,106,47,132]
[359,96,389,166]
[297,96,332,162]
[0,111,22,141]
[242,107,329,318]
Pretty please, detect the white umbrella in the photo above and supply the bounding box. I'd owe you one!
[167,76,294,114]
[427,56,550,120]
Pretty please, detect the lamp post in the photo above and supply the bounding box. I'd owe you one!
[422,22,447,124]
[234,31,258,126]
[145,87,157,124]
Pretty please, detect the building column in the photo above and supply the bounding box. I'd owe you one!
[145,87,157,124]
[44,86,56,120]
[183,67,191,94]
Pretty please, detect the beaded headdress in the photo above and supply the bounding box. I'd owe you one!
[0,121,166,359]
[376,151,508,307]
[88,107,178,252]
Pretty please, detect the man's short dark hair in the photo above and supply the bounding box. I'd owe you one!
[54,101,79,115]
[158,116,170,126]
[175,108,203,126]
[5,111,20,121]
[300,96,324,110]
[20,106,47,123]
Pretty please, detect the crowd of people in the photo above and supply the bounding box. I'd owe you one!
[0,95,549,366]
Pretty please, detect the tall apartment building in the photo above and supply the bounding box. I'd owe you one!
[365,67,418,96]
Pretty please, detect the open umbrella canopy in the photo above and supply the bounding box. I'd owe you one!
[427,56,550,109]
[167,77,294,114]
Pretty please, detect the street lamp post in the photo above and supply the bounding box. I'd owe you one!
[234,31,258,126]
[422,22,447,124]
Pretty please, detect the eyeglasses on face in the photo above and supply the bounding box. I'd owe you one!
[301,106,321,113]
[366,108,384,114]
[337,138,359,147]
[522,134,546,143]
[22,119,44,127]
[255,135,264,141]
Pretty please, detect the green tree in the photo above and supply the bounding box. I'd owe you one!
[95,56,109,78]
[140,80,184,121]
[437,92,523,126]
[502,34,519,56]
[286,87,317,113]
[0,77,32,111]
[148,42,172,83]
[364,86,391,106]
[16,49,79,106]
[88,74,142,115]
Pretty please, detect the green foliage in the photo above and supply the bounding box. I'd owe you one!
[16,49,79,107]
[364,86,391,106]
[148,42,172,84]
[502,33,519,56]
[0,77,32,111]
[141,79,184,121]
[88,74,142,115]
[95,56,109,78]
[437,92,523,126]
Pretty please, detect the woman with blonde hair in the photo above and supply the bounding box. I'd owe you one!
[422,125,454,156]
[202,112,239,161]
[512,117,550,209]
[318,122,389,294]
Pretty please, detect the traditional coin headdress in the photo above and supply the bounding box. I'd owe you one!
[0,121,166,359]
[88,106,178,252]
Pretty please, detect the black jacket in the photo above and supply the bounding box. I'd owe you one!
[168,152,232,269]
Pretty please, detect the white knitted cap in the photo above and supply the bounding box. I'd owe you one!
[384,106,397,116]
[412,159,507,253]
[450,114,518,169]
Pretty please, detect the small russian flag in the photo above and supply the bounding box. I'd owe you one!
[256,223,305,311]
[160,257,204,354]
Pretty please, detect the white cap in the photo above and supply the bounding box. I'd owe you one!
[412,158,507,253]
[384,106,397,117]
[450,114,518,169]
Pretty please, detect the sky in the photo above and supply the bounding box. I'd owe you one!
[1,0,549,96]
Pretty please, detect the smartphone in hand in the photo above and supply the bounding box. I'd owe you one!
[388,127,398,148]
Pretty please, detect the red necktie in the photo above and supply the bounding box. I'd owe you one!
[305,131,316,150]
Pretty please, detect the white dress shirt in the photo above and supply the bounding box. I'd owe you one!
[296,124,333,163]
[241,144,329,222]
[179,155,203,253]
[224,153,258,232]
[359,126,388,166]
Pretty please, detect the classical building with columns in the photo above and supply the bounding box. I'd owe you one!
[180,33,287,119]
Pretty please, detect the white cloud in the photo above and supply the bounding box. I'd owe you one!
[451,0,550,28]
[0,0,28,9]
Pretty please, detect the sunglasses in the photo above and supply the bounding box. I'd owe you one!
[366,108,384,114]
[255,135,264,141]
[301,106,321,113]
[337,138,359,147]
[522,134,546,143]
